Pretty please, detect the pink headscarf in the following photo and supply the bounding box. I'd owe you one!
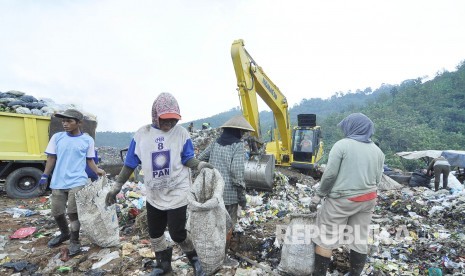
[151,92,181,128]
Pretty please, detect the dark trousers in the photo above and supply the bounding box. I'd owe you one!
[146,203,187,243]
[434,165,450,190]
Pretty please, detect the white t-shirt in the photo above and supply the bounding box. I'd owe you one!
[130,124,194,210]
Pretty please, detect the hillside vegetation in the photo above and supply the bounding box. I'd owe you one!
[321,61,465,170]
[97,61,465,171]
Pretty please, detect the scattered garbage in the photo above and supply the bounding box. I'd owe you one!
[9,227,36,239]
[1,127,465,275]
[91,250,120,269]
[1,260,38,273]
[2,208,37,218]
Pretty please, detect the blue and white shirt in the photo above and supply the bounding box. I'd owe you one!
[45,132,96,189]
[124,124,195,210]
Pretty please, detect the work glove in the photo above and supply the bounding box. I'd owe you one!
[237,186,247,208]
[309,195,321,213]
[197,161,214,171]
[105,182,124,207]
[39,174,48,186]
[237,205,243,218]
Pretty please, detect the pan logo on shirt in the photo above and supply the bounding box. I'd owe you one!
[152,150,170,178]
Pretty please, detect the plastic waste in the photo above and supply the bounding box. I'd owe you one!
[3,208,37,218]
[57,266,71,273]
[248,195,264,206]
[85,268,107,276]
[2,261,28,272]
[428,267,442,276]
[2,260,38,274]
[0,236,6,251]
[9,227,36,239]
[91,251,120,269]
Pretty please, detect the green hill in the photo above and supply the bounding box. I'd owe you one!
[97,60,465,171]
[320,61,465,170]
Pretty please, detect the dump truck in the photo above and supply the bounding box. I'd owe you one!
[0,111,97,198]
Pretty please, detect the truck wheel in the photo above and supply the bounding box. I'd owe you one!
[5,167,46,199]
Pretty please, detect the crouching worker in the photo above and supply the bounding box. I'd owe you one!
[40,109,105,256]
[105,92,211,276]
[427,156,451,191]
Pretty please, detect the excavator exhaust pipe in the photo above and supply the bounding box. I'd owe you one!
[244,154,275,191]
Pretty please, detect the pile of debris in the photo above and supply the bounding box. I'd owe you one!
[0,90,96,120]
[1,128,465,275]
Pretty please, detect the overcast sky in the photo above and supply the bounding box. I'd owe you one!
[1,0,464,132]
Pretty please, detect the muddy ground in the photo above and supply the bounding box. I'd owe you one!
[0,192,273,275]
[0,166,316,276]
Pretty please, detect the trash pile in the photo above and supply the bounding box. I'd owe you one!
[97,146,128,178]
[0,90,96,120]
[1,127,465,275]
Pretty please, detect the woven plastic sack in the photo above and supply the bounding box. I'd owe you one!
[76,176,120,247]
[278,213,316,275]
[187,168,229,276]
[378,174,403,191]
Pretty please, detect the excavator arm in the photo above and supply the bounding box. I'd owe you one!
[231,39,292,161]
[231,39,323,190]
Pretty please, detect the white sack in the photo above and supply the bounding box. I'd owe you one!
[76,176,120,247]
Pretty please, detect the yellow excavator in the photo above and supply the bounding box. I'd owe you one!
[231,39,324,190]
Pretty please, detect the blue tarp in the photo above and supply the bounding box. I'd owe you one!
[441,151,465,168]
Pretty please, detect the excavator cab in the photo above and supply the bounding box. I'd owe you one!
[292,128,316,162]
[290,114,323,172]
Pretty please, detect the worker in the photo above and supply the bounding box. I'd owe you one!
[309,113,384,276]
[39,109,105,256]
[188,122,194,133]
[105,92,211,276]
[300,134,313,152]
[427,156,451,191]
[202,122,211,130]
[197,115,255,267]
[85,149,100,182]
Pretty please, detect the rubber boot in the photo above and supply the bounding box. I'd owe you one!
[313,254,331,276]
[348,250,367,276]
[434,181,439,192]
[68,231,81,256]
[150,247,173,276]
[185,250,206,276]
[48,215,70,248]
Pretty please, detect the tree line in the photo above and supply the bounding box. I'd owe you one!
[96,60,465,171]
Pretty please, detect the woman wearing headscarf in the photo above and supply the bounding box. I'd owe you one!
[309,113,385,276]
[105,92,212,276]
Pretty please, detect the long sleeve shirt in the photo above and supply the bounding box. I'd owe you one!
[198,141,245,205]
[317,138,385,199]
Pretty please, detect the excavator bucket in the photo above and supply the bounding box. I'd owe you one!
[244,154,275,191]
